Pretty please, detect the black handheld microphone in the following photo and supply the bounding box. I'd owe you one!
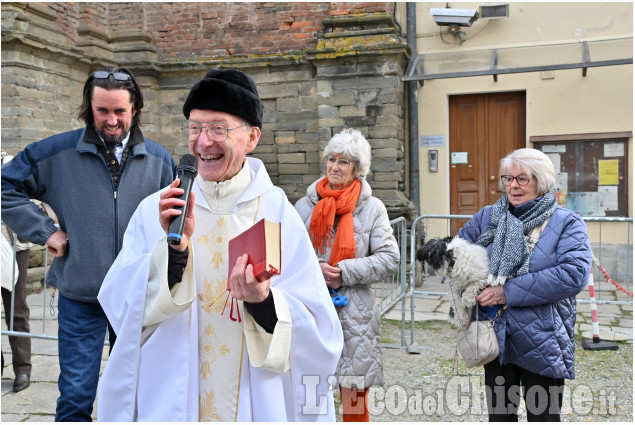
[167,154,198,245]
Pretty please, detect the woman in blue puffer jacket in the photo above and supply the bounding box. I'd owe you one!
[457,148,592,422]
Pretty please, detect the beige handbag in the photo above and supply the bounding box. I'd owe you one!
[456,308,501,368]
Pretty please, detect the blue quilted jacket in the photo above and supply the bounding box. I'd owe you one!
[457,198,592,379]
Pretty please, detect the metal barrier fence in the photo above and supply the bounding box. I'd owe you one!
[409,214,634,310]
[373,216,409,349]
[2,236,59,341]
[2,235,63,342]
[2,217,413,350]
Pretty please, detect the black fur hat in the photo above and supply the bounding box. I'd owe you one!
[182,69,264,129]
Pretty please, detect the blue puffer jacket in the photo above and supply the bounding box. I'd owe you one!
[457,199,592,379]
[1,126,176,303]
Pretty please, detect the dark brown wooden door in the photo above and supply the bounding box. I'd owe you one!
[449,92,526,234]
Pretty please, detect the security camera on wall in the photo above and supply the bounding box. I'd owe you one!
[430,8,479,27]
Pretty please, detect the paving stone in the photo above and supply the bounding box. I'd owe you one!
[611,327,634,339]
[593,304,624,315]
[580,329,631,342]
[1,413,32,422]
[436,301,452,314]
[599,315,621,325]
[1,381,60,415]
[409,297,443,309]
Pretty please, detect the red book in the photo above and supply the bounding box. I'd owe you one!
[227,218,281,289]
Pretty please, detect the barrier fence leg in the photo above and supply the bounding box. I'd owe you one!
[582,269,618,351]
[407,276,422,354]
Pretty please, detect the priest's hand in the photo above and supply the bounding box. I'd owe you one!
[229,253,270,303]
[159,178,195,252]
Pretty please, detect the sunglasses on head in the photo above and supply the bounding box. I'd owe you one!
[93,70,131,81]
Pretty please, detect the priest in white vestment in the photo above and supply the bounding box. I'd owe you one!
[97,69,343,422]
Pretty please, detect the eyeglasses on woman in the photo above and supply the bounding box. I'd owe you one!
[500,174,531,186]
[325,156,354,168]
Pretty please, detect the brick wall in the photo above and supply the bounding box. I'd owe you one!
[43,2,393,59]
[1,1,414,218]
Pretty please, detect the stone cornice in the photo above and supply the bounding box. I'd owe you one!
[306,12,410,63]
[1,2,66,45]
[76,23,112,54]
[322,12,399,36]
[1,34,95,69]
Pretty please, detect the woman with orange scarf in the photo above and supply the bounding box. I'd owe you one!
[295,129,400,422]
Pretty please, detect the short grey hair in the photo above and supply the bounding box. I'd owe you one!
[499,148,556,193]
[323,128,372,179]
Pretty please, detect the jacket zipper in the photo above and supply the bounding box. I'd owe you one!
[114,156,133,254]
[98,151,132,256]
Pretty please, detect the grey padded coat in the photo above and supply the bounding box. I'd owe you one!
[295,177,400,388]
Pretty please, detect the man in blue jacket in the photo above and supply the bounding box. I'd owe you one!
[1,67,176,421]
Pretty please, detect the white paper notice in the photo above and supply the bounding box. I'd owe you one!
[542,145,566,153]
[451,152,468,164]
[604,143,624,157]
[598,186,618,211]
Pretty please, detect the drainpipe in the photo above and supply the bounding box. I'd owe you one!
[407,3,420,216]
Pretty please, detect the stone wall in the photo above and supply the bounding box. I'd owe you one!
[1,2,415,219]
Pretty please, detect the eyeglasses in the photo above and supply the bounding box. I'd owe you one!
[325,156,354,168]
[500,174,531,186]
[182,122,248,142]
[93,71,131,81]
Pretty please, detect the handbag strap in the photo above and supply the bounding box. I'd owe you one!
[463,305,482,361]
[448,277,480,359]
[526,216,550,255]
[448,276,464,375]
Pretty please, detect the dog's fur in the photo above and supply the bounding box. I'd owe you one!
[416,237,491,327]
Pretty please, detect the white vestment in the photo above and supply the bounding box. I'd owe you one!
[97,158,343,421]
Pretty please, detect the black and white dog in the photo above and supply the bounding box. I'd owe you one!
[416,237,491,327]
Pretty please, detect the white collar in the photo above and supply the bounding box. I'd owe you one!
[195,161,252,214]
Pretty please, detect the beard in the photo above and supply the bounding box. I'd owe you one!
[95,123,131,145]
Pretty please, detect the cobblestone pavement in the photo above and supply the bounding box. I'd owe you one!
[374,316,632,422]
[373,282,633,422]
[2,283,633,422]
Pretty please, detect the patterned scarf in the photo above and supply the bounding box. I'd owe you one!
[476,191,558,285]
[309,178,361,266]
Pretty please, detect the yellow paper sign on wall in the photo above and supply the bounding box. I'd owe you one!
[598,160,619,186]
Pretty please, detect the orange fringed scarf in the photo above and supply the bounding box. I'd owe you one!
[309,178,361,266]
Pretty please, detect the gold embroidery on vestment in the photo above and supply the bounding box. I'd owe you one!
[199,217,231,270]
[199,388,221,422]
[198,277,228,314]
[234,335,245,422]
[196,193,262,421]
[199,323,231,380]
